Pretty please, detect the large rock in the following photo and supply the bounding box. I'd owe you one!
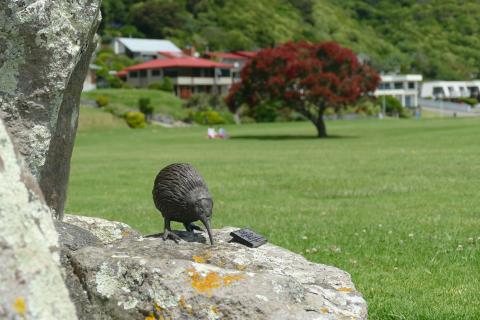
[0,118,77,319]
[64,214,142,245]
[0,0,102,219]
[62,219,367,320]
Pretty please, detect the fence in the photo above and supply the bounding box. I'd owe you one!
[418,98,472,112]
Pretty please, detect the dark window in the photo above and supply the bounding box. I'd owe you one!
[379,82,391,90]
[220,69,230,77]
[394,82,404,89]
[140,70,147,78]
[130,71,138,78]
[433,87,444,96]
[164,68,178,77]
[192,68,202,77]
[152,69,161,76]
[408,82,415,89]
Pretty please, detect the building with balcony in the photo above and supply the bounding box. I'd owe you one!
[122,57,233,99]
[374,74,423,107]
[420,81,480,99]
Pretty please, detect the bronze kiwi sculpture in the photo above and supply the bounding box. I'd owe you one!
[152,163,214,245]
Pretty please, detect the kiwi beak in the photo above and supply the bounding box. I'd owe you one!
[200,215,214,245]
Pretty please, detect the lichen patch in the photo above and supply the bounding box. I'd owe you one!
[187,268,245,295]
[13,297,26,315]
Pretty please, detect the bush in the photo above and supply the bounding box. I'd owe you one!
[188,109,227,125]
[147,78,174,92]
[125,111,146,128]
[184,93,226,111]
[252,101,278,122]
[160,77,174,92]
[138,97,154,121]
[95,96,109,108]
[148,82,163,90]
[377,95,410,117]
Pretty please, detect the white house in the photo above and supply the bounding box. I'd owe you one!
[374,74,423,107]
[420,81,480,99]
[112,37,182,61]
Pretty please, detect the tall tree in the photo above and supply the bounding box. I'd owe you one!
[226,41,380,137]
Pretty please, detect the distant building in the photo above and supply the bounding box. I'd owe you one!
[112,37,182,60]
[374,74,423,107]
[83,64,101,92]
[204,51,258,80]
[122,56,233,99]
[420,81,480,99]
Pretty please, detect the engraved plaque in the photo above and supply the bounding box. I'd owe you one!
[230,228,267,248]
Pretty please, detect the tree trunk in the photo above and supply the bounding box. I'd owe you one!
[313,117,328,138]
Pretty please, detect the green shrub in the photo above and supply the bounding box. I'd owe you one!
[184,93,225,111]
[188,109,227,125]
[252,101,278,122]
[148,82,163,90]
[138,97,154,121]
[378,95,410,117]
[125,111,146,128]
[160,77,174,92]
[148,78,174,92]
[95,96,109,108]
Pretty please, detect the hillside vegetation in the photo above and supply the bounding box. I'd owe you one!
[100,0,480,80]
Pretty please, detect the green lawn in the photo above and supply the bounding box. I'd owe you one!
[67,111,480,319]
[82,89,187,120]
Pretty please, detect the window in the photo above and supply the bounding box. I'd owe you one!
[130,71,138,78]
[164,68,178,77]
[432,87,444,97]
[220,69,230,77]
[394,82,404,89]
[140,70,147,78]
[408,82,415,89]
[379,82,391,90]
[152,69,161,76]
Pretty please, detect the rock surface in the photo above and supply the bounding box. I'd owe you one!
[62,217,367,320]
[0,118,77,319]
[0,0,102,219]
[64,214,142,245]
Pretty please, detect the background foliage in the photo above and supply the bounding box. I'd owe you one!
[99,0,480,80]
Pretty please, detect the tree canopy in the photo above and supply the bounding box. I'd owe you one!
[226,41,380,137]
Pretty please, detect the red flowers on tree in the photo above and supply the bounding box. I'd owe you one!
[226,41,380,137]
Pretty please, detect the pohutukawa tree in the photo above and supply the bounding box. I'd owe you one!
[226,41,380,137]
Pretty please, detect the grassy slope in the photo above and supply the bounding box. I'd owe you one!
[82,89,187,120]
[77,107,127,132]
[67,116,480,319]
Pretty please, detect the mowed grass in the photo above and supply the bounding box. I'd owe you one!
[82,89,187,119]
[67,111,480,319]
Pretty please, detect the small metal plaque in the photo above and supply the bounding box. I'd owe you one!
[230,228,267,248]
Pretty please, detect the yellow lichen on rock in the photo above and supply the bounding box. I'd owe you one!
[187,268,245,295]
[192,255,206,263]
[336,287,353,293]
[13,297,26,315]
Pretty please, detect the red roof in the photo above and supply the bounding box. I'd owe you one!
[204,52,248,60]
[235,51,258,58]
[125,57,233,71]
[115,70,127,77]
